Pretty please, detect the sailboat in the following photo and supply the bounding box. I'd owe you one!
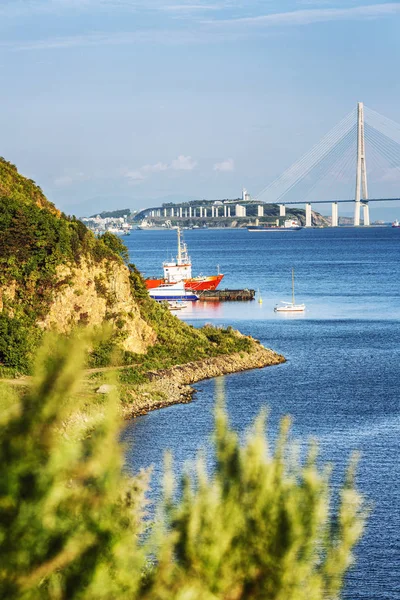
[274,268,305,313]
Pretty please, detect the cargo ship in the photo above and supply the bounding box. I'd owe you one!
[145,228,224,291]
[248,219,302,232]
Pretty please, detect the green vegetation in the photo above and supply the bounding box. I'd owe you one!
[0,157,58,214]
[0,337,366,599]
[0,160,135,374]
[89,209,131,219]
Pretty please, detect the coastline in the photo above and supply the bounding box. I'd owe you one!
[121,341,285,418]
[0,339,285,421]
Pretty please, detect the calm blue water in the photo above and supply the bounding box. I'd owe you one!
[122,228,400,599]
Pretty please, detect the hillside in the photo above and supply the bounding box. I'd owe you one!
[0,161,155,372]
[0,158,59,215]
[0,160,283,382]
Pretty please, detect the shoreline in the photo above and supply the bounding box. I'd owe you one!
[121,341,285,419]
[0,340,286,421]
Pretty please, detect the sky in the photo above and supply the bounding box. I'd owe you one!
[1,0,400,218]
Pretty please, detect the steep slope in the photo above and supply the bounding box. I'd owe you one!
[0,161,155,372]
[0,158,59,215]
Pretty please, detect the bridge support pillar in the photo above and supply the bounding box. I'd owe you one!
[362,203,370,226]
[355,102,368,226]
[257,205,264,217]
[227,206,231,217]
[354,201,361,227]
[279,204,286,217]
[331,202,338,227]
[215,207,219,218]
[305,203,312,227]
[170,208,174,217]
[179,207,183,218]
[204,208,207,217]
[211,206,215,218]
[163,208,167,217]
[224,205,227,217]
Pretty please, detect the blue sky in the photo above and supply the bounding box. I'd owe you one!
[1,0,400,218]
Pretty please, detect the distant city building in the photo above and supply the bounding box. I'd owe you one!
[235,204,247,217]
[242,188,251,202]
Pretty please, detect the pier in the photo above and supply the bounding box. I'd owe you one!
[198,289,255,302]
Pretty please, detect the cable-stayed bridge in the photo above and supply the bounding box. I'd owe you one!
[256,102,400,226]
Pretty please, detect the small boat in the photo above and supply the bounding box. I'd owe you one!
[274,269,305,313]
[149,282,199,302]
[248,219,303,232]
[166,300,188,311]
[392,219,400,228]
[257,288,263,304]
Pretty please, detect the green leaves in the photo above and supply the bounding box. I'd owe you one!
[0,336,366,599]
[0,334,146,599]
[148,402,365,600]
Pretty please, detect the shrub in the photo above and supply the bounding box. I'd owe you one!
[97,232,129,264]
[0,314,40,373]
[0,336,366,599]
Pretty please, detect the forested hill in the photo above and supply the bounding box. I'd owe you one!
[0,160,156,373]
[0,158,59,215]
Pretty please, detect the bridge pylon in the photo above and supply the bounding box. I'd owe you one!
[354,102,368,226]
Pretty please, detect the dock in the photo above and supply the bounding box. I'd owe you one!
[198,289,255,302]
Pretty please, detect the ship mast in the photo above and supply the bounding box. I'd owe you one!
[292,268,295,305]
[177,227,181,263]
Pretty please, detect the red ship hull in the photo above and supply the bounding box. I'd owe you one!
[145,274,224,291]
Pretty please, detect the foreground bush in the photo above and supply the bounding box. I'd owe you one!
[0,337,365,599]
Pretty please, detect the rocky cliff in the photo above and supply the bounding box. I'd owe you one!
[38,259,155,354]
[0,159,155,370]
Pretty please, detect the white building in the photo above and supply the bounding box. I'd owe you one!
[235,204,247,217]
[242,188,251,202]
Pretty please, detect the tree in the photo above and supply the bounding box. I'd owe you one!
[99,232,129,264]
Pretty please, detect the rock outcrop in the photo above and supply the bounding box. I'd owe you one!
[39,258,156,354]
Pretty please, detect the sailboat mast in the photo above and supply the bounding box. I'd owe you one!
[177,227,181,263]
[292,268,295,305]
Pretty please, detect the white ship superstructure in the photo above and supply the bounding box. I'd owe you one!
[163,228,192,283]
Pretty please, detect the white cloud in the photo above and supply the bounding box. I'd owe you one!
[162,4,222,11]
[0,0,225,17]
[171,155,197,170]
[206,3,400,27]
[54,171,86,187]
[141,161,169,173]
[213,158,234,172]
[125,155,197,184]
[125,170,146,182]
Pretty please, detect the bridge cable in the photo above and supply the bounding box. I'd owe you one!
[256,108,356,202]
[274,124,357,203]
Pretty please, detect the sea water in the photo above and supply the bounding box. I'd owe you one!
[122,227,400,600]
